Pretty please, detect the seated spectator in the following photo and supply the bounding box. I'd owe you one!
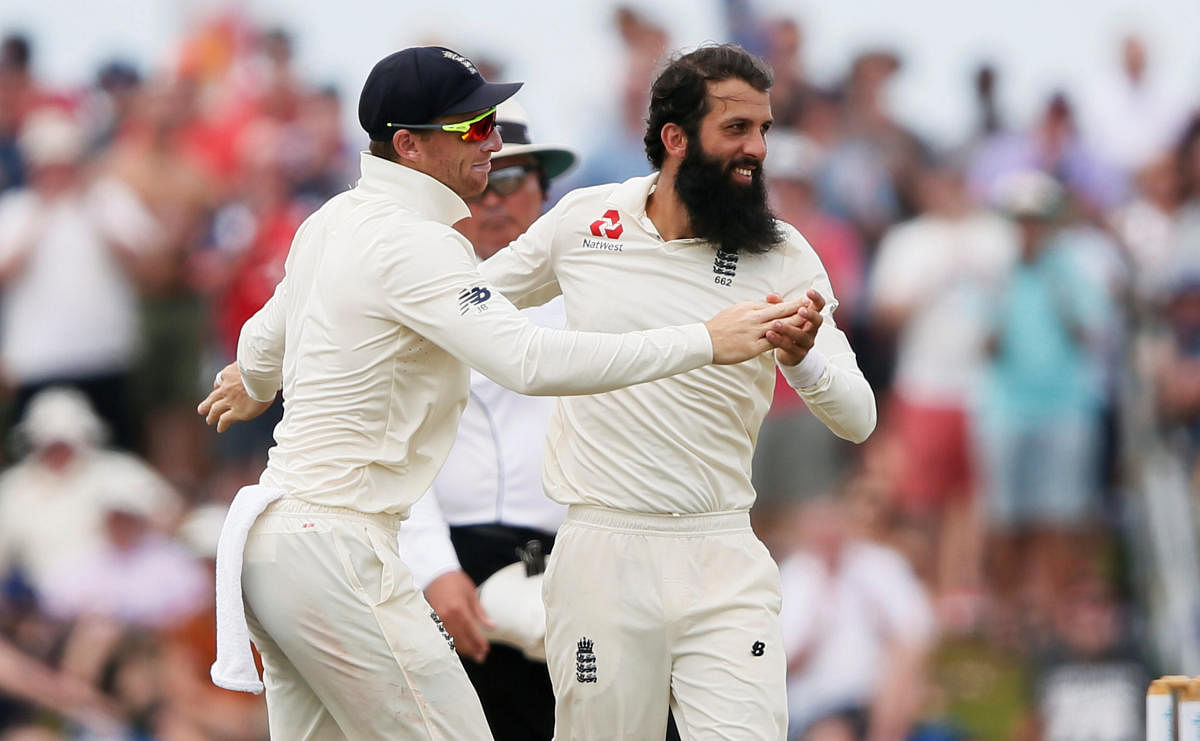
[39,485,208,629]
[1026,574,1149,741]
[779,496,937,741]
[0,387,180,598]
[0,632,119,735]
[158,503,269,740]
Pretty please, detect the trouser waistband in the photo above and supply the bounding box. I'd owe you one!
[565,504,751,534]
[264,496,401,532]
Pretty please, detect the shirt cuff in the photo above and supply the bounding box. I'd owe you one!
[237,364,281,403]
[412,559,463,592]
[779,348,829,390]
[399,529,462,591]
[683,322,715,363]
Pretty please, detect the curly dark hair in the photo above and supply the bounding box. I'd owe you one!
[643,44,773,170]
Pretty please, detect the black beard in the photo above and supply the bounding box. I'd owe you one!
[673,139,782,255]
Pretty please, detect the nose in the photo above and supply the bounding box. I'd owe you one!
[744,131,767,162]
[481,127,502,153]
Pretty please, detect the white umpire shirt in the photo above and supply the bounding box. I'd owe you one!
[480,173,877,515]
[401,298,568,589]
[236,154,715,516]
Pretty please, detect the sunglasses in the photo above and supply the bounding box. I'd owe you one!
[467,164,539,201]
[386,107,497,142]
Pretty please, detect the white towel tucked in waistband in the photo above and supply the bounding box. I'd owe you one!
[211,484,284,694]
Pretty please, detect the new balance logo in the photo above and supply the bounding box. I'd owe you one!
[431,610,455,652]
[576,637,597,683]
[589,209,624,240]
[458,286,491,314]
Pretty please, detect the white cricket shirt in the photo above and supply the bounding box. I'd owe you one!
[400,298,568,589]
[480,173,876,514]
[237,154,714,515]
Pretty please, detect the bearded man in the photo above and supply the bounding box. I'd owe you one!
[478,44,877,740]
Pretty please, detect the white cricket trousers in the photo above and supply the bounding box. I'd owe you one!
[241,498,492,740]
[543,505,787,740]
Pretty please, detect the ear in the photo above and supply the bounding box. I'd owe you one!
[392,129,422,163]
[660,122,688,161]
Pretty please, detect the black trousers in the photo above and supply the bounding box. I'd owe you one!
[448,523,681,741]
[450,524,557,741]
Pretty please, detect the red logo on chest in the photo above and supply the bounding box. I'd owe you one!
[589,209,624,239]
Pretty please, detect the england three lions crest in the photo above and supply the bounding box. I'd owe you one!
[576,637,597,683]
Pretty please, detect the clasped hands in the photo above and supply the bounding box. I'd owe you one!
[197,290,825,433]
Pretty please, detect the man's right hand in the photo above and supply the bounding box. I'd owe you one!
[705,299,803,364]
[425,570,495,663]
[197,363,274,433]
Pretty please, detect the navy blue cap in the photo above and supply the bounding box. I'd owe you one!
[358,46,523,142]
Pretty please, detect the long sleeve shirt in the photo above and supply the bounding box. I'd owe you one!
[236,154,714,515]
[399,299,568,589]
[480,173,876,514]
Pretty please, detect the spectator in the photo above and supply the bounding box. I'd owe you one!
[1026,574,1149,741]
[288,86,353,205]
[1109,151,1182,306]
[81,60,142,154]
[969,91,1125,213]
[975,172,1109,625]
[971,63,1003,140]
[101,77,222,487]
[1147,260,1200,471]
[0,33,46,193]
[39,485,209,629]
[199,117,312,475]
[762,18,818,130]
[156,504,269,740]
[1084,32,1189,176]
[0,634,119,735]
[560,6,664,191]
[868,161,1017,621]
[1168,116,1200,283]
[818,49,925,243]
[0,108,163,449]
[779,496,937,741]
[0,388,180,598]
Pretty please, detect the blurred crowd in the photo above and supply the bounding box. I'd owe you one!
[0,3,1197,739]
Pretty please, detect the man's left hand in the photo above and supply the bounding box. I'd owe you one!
[764,290,824,366]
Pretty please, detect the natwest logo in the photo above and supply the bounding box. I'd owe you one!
[589,209,623,239]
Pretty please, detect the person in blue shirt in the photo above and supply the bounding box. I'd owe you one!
[975,171,1108,627]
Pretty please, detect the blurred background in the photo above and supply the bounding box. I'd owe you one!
[0,0,1197,738]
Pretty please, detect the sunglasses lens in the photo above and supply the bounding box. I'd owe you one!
[465,166,534,202]
[488,172,527,196]
[462,110,497,142]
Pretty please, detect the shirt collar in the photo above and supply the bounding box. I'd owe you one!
[607,171,705,245]
[606,171,659,221]
[356,152,471,226]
